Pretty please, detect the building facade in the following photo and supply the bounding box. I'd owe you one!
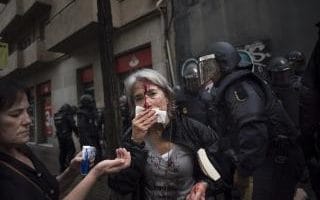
[0,0,173,173]
[2,0,320,175]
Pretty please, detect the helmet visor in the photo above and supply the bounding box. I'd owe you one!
[181,58,201,93]
[184,77,201,93]
[199,54,221,85]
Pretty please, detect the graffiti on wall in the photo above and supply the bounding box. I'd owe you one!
[237,40,272,80]
[237,40,272,67]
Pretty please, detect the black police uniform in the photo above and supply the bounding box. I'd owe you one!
[77,106,102,162]
[54,108,78,172]
[209,69,304,200]
[119,95,131,132]
[300,21,320,199]
[270,84,300,127]
[175,86,211,126]
[267,56,309,130]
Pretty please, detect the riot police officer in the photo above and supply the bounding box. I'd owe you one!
[286,50,306,76]
[54,104,78,172]
[119,95,131,132]
[267,57,314,199]
[267,56,300,127]
[197,41,304,200]
[300,21,320,199]
[286,50,307,91]
[77,94,102,162]
[174,58,212,126]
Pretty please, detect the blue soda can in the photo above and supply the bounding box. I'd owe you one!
[80,145,96,175]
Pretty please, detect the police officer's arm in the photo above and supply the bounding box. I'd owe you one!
[225,81,268,177]
[299,85,320,158]
[67,115,79,137]
[300,86,320,134]
[183,117,230,194]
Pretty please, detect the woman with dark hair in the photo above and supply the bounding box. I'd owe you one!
[108,69,229,200]
[0,79,131,200]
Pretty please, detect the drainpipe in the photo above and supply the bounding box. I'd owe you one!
[156,0,176,85]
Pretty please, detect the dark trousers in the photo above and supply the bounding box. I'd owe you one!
[308,159,320,199]
[252,145,304,200]
[253,160,295,200]
[58,138,76,172]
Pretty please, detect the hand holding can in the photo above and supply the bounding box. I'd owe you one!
[80,146,96,175]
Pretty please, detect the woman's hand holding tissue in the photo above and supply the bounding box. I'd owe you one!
[131,108,157,143]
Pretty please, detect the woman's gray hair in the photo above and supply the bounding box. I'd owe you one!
[124,68,175,118]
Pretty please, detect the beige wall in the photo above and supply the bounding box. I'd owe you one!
[0,0,23,32]
[22,0,50,13]
[111,0,157,27]
[45,14,167,111]
[45,0,160,51]
[48,0,78,19]
[114,15,168,77]
[45,0,97,50]
[22,42,99,146]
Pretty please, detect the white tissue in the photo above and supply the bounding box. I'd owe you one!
[135,106,145,115]
[135,106,167,124]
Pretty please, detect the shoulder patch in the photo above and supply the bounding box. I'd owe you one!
[182,107,188,114]
[233,84,248,102]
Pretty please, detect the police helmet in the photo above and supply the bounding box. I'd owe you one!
[203,42,241,74]
[198,42,241,85]
[60,104,73,113]
[79,94,95,108]
[268,57,292,86]
[267,57,290,72]
[181,58,201,93]
[285,50,306,74]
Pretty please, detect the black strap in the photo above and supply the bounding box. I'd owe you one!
[0,160,52,200]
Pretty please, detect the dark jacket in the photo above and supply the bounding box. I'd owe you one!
[54,111,78,140]
[175,86,212,126]
[209,70,300,176]
[302,22,320,90]
[108,115,232,199]
[77,108,100,147]
[300,22,320,160]
[299,21,320,199]
[0,145,59,200]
